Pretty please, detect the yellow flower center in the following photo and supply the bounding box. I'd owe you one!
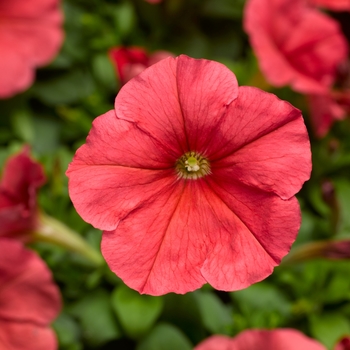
[176,151,211,180]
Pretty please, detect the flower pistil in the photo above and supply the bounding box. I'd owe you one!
[176,151,211,180]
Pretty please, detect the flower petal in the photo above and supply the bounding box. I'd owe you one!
[0,320,57,350]
[114,55,239,154]
[115,56,187,154]
[232,329,326,350]
[244,0,347,94]
[0,239,61,325]
[101,181,209,295]
[102,172,299,295]
[67,110,178,231]
[195,335,233,350]
[201,177,300,291]
[175,55,239,151]
[210,87,311,199]
[0,147,45,238]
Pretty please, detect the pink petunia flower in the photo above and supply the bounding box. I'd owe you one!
[0,238,61,350]
[0,0,63,98]
[0,147,46,242]
[308,0,350,11]
[195,329,326,350]
[66,55,311,296]
[244,0,348,94]
[109,46,173,85]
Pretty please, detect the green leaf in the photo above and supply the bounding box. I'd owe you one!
[69,289,121,347]
[111,285,163,339]
[136,323,192,350]
[231,282,292,328]
[33,70,95,105]
[310,312,350,349]
[53,312,81,347]
[195,291,233,334]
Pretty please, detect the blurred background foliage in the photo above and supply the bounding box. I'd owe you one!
[2,0,350,349]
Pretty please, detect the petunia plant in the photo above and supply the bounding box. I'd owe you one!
[67,55,311,296]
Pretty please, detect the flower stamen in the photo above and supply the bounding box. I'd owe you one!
[176,151,211,180]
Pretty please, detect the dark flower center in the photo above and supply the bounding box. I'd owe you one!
[175,151,211,180]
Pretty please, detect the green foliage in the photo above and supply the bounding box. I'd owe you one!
[3,0,350,349]
[111,285,164,339]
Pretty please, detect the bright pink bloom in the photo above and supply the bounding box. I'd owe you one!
[244,0,348,94]
[67,55,311,296]
[0,147,46,241]
[109,46,173,85]
[195,329,326,350]
[0,238,61,350]
[0,0,63,98]
[335,337,350,350]
[309,0,350,11]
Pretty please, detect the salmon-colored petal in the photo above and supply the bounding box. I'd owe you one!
[115,56,187,154]
[244,0,347,94]
[201,178,300,291]
[0,0,61,18]
[309,0,350,11]
[101,181,209,295]
[67,110,178,231]
[102,175,300,295]
[195,335,233,350]
[0,49,34,98]
[232,329,326,350]
[196,329,326,350]
[175,55,239,151]
[0,320,57,350]
[0,239,61,324]
[0,0,63,98]
[209,87,311,199]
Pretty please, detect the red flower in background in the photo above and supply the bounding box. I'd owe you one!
[195,329,326,350]
[309,0,350,11]
[244,0,348,94]
[0,147,45,241]
[109,47,173,85]
[0,238,61,350]
[0,0,63,98]
[307,92,350,136]
[67,55,311,296]
[335,337,350,350]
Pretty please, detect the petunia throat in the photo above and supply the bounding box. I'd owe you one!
[176,151,211,180]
